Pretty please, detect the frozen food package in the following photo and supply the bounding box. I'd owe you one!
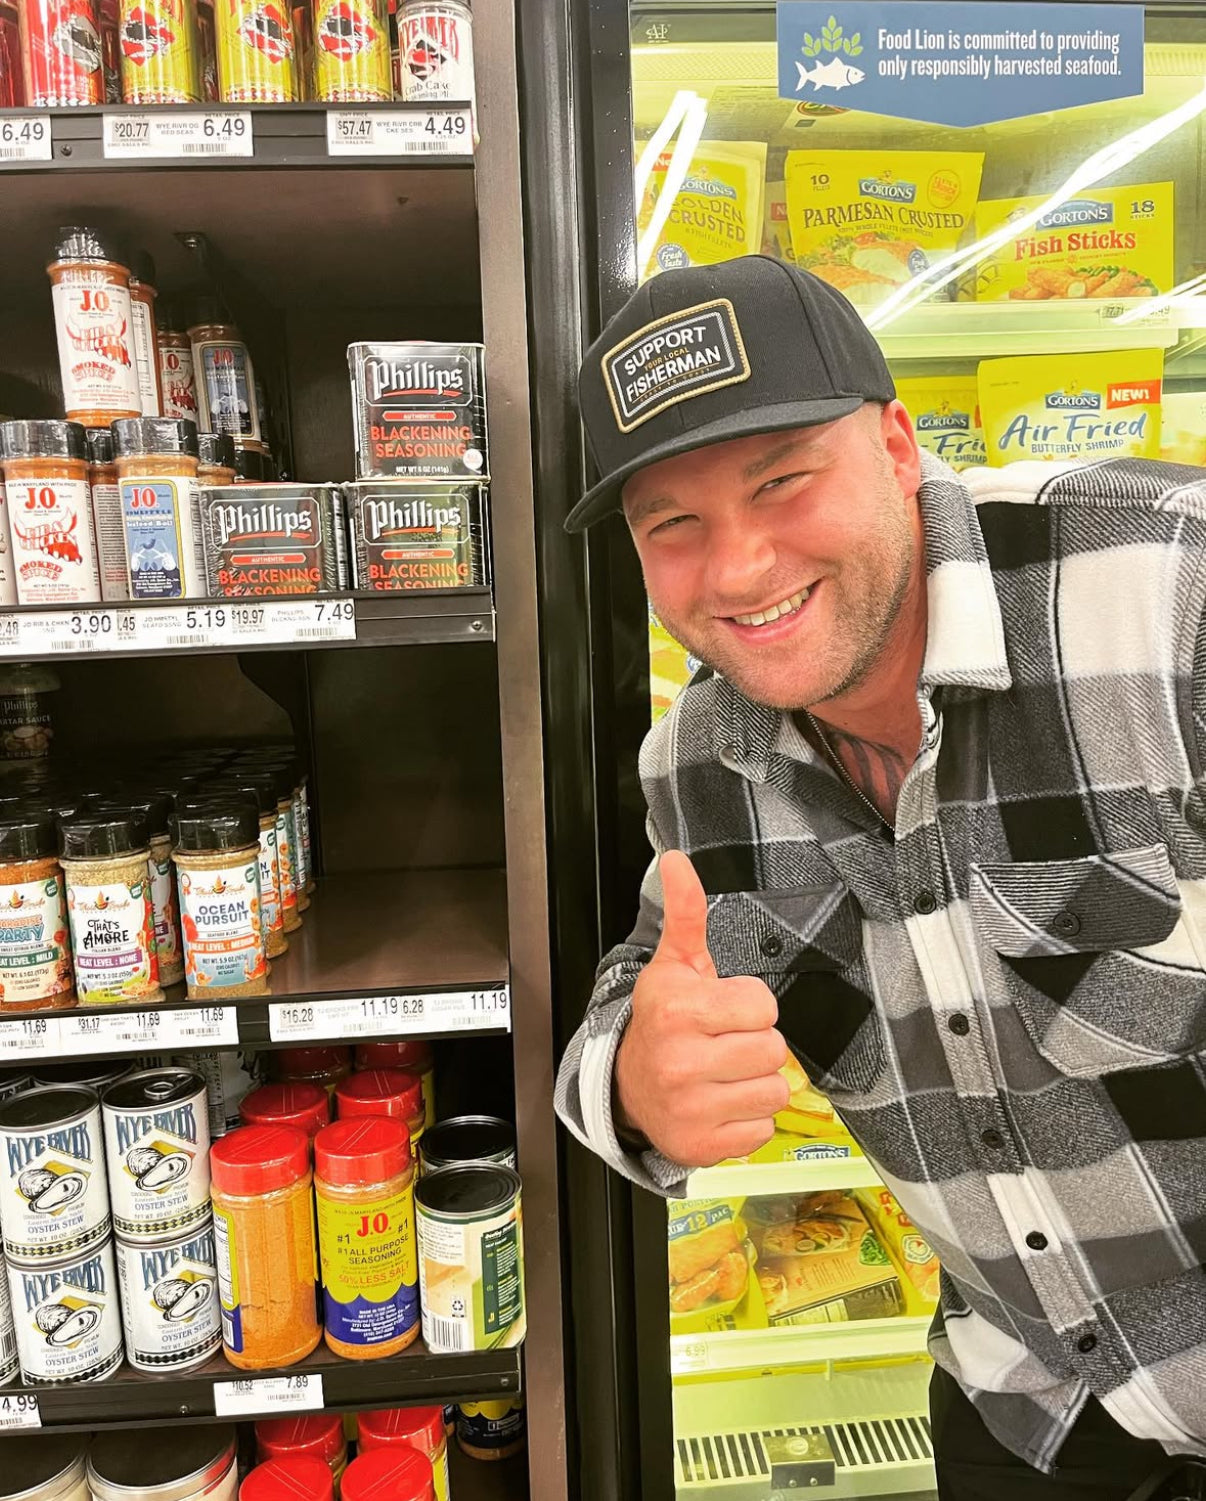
[979,350,1163,465]
[774,1053,839,1137]
[745,1191,902,1326]
[971,182,1173,302]
[784,149,984,307]
[667,1198,768,1333]
[649,607,698,723]
[638,141,767,279]
[1159,392,1206,467]
[855,1186,940,1313]
[897,375,986,470]
[762,179,795,263]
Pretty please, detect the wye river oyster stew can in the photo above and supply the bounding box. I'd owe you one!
[115,1216,221,1371]
[9,1234,123,1383]
[0,1086,111,1261]
[102,1068,211,1238]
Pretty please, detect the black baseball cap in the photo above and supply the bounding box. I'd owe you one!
[567,256,895,532]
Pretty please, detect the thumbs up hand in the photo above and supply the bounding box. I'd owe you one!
[614,851,791,1168]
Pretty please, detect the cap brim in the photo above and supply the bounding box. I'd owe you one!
[564,396,865,533]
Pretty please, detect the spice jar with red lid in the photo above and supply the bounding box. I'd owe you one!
[240,1081,330,1141]
[335,1068,424,1163]
[355,1040,435,1128]
[342,1449,434,1501]
[273,1046,351,1096]
[239,1456,334,1501]
[255,1415,346,1486]
[357,1409,447,1501]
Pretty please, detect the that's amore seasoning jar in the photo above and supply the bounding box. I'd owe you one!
[58,808,162,1006]
[0,811,74,1013]
[90,793,183,988]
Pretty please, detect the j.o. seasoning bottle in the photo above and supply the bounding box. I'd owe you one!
[188,304,262,443]
[172,799,267,1000]
[0,811,74,1013]
[84,428,129,602]
[128,252,163,417]
[112,416,204,600]
[47,227,141,426]
[209,1124,321,1370]
[335,1069,424,1167]
[0,420,102,606]
[314,1116,420,1359]
[157,305,199,423]
[58,808,162,1006]
[0,428,18,607]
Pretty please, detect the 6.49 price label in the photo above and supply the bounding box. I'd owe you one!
[0,115,51,162]
[103,111,253,160]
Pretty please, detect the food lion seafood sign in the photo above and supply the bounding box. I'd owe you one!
[776,3,1144,128]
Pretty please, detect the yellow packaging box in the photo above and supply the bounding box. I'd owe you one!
[762,180,795,264]
[784,149,984,307]
[897,375,986,470]
[971,182,1173,302]
[979,350,1164,465]
[855,1186,940,1314]
[668,1198,768,1333]
[649,607,698,723]
[638,141,767,279]
[1159,392,1206,467]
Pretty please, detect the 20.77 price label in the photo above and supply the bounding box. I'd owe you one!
[103,111,253,160]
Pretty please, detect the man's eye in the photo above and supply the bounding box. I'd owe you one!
[650,514,692,536]
[760,471,808,493]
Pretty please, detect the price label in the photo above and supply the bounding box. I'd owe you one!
[214,1374,324,1418]
[0,1394,40,1430]
[59,1006,238,1054]
[0,115,51,162]
[326,107,473,156]
[0,607,140,657]
[133,604,232,652]
[228,599,356,645]
[269,985,509,1042]
[103,110,253,160]
[0,1016,62,1059]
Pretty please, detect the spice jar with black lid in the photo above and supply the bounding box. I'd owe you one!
[90,792,183,989]
[172,798,266,999]
[0,810,74,1013]
[59,808,162,1006]
[198,432,237,487]
[207,776,286,961]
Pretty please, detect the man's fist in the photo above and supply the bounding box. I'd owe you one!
[614,850,791,1168]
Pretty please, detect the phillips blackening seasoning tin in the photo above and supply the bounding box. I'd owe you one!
[348,342,487,480]
[346,481,487,592]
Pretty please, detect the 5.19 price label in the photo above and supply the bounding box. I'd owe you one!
[0,115,51,162]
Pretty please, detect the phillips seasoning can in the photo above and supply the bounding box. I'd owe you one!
[199,484,344,597]
[9,1235,123,1383]
[313,0,390,101]
[0,1086,111,1262]
[101,1068,211,1239]
[397,0,471,105]
[346,480,487,592]
[215,0,296,102]
[20,0,104,105]
[348,341,487,479]
[114,1217,221,1370]
[118,0,200,103]
[415,1164,524,1353]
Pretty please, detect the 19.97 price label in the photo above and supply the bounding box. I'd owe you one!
[326,107,473,156]
[269,985,510,1041]
[0,115,51,162]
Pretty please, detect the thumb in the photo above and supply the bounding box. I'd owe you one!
[654,850,717,978]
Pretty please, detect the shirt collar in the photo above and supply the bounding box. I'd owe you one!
[710,454,1013,778]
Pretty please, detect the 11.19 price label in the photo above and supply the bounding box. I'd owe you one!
[269,986,510,1041]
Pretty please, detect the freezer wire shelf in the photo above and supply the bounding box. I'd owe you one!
[677,1412,934,1498]
[672,1315,933,1376]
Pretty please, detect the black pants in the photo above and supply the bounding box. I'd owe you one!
[930,1363,1184,1499]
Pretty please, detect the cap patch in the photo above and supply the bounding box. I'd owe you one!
[602,298,751,435]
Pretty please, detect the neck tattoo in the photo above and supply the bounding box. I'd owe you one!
[804,712,906,827]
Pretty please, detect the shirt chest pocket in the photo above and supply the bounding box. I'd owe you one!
[705,883,883,1099]
[971,842,1206,1075]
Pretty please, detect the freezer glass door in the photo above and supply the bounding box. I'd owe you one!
[630,5,1206,1498]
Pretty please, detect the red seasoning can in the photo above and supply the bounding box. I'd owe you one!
[358,1409,448,1501]
[240,1457,334,1501]
[342,1449,434,1501]
[256,1415,347,1486]
[240,1081,331,1140]
[335,1069,424,1163]
[0,0,23,105]
[20,0,104,104]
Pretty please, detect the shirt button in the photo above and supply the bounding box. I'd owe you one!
[1078,1334,1097,1354]
[914,891,937,915]
[948,1013,971,1037]
[760,934,784,958]
[1051,909,1082,938]
[1025,1231,1048,1251]
[981,1129,1004,1150]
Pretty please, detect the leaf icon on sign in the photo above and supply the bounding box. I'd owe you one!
[844,32,863,54]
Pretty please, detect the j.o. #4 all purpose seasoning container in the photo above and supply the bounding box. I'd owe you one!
[59,809,162,1007]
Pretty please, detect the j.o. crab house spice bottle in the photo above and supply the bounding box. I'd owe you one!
[47,226,141,427]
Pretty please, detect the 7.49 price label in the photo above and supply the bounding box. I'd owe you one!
[326,107,473,156]
[269,985,510,1041]
[0,115,51,162]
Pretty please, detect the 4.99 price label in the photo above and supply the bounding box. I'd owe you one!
[0,1394,40,1430]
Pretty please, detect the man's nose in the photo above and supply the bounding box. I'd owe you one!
[705,518,776,601]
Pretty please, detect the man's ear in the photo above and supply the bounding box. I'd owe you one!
[879,399,923,499]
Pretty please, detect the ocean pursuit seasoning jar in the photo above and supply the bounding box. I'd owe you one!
[84,428,129,602]
[0,421,102,606]
[209,1124,321,1369]
[47,227,141,425]
[314,1116,418,1358]
[58,810,162,1007]
[172,800,266,999]
[0,1085,110,1259]
[20,0,104,105]
[113,416,204,600]
[0,813,74,1014]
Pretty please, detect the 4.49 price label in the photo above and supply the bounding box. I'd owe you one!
[326,107,473,156]
[103,110,253,159]
[0,115,51,162]
[269,985,510,1041]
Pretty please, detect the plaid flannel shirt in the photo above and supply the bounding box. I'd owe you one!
[555,452,1206,1473]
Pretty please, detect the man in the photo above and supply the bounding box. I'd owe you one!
[555,254,1206,1498]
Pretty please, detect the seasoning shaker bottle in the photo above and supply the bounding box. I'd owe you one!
[58,808,162,1006]
[112,416,204,600]
[90,794,183,988]
[46,227,141,425]
[172,798,267,1000]
[198,433,237,487]
[208,776,287,959]
[158,304,199,423]
[188,304,263,444]
[84,428,130,602]
[0,428,18,607]
[0,812,74,1013]
[0,420,102,606]
[128,251,163,417]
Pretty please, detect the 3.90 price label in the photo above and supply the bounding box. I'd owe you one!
[0,114,51,162]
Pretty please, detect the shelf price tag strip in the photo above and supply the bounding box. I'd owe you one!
[102,111,254,160]
[326,107,472,156]
[0,1016,63,1058]
[0,601,356,657]
[0,1394,40,1430]
[0,114,51,162]
[59,1006,239,1054]
[213,1373,324,1418]
[269,985,510,1042]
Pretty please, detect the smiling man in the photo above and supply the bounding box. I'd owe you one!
[555,256,1206,1497]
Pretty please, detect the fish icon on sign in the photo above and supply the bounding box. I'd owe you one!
[796,56,865,91]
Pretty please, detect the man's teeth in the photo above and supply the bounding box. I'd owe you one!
[732,588,810,628]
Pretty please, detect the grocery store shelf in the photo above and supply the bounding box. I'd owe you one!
[873,298,1180,361]
[0,592,494,663]
[0,103,475,173]
[684,1151,882,1200]
[10,1339,520,1433]
[0,868,509,1064]
[671,1316,933,1378]
[450,1450,529,1501]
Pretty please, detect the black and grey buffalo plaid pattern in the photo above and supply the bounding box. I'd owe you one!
[555,453,1206,1473]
